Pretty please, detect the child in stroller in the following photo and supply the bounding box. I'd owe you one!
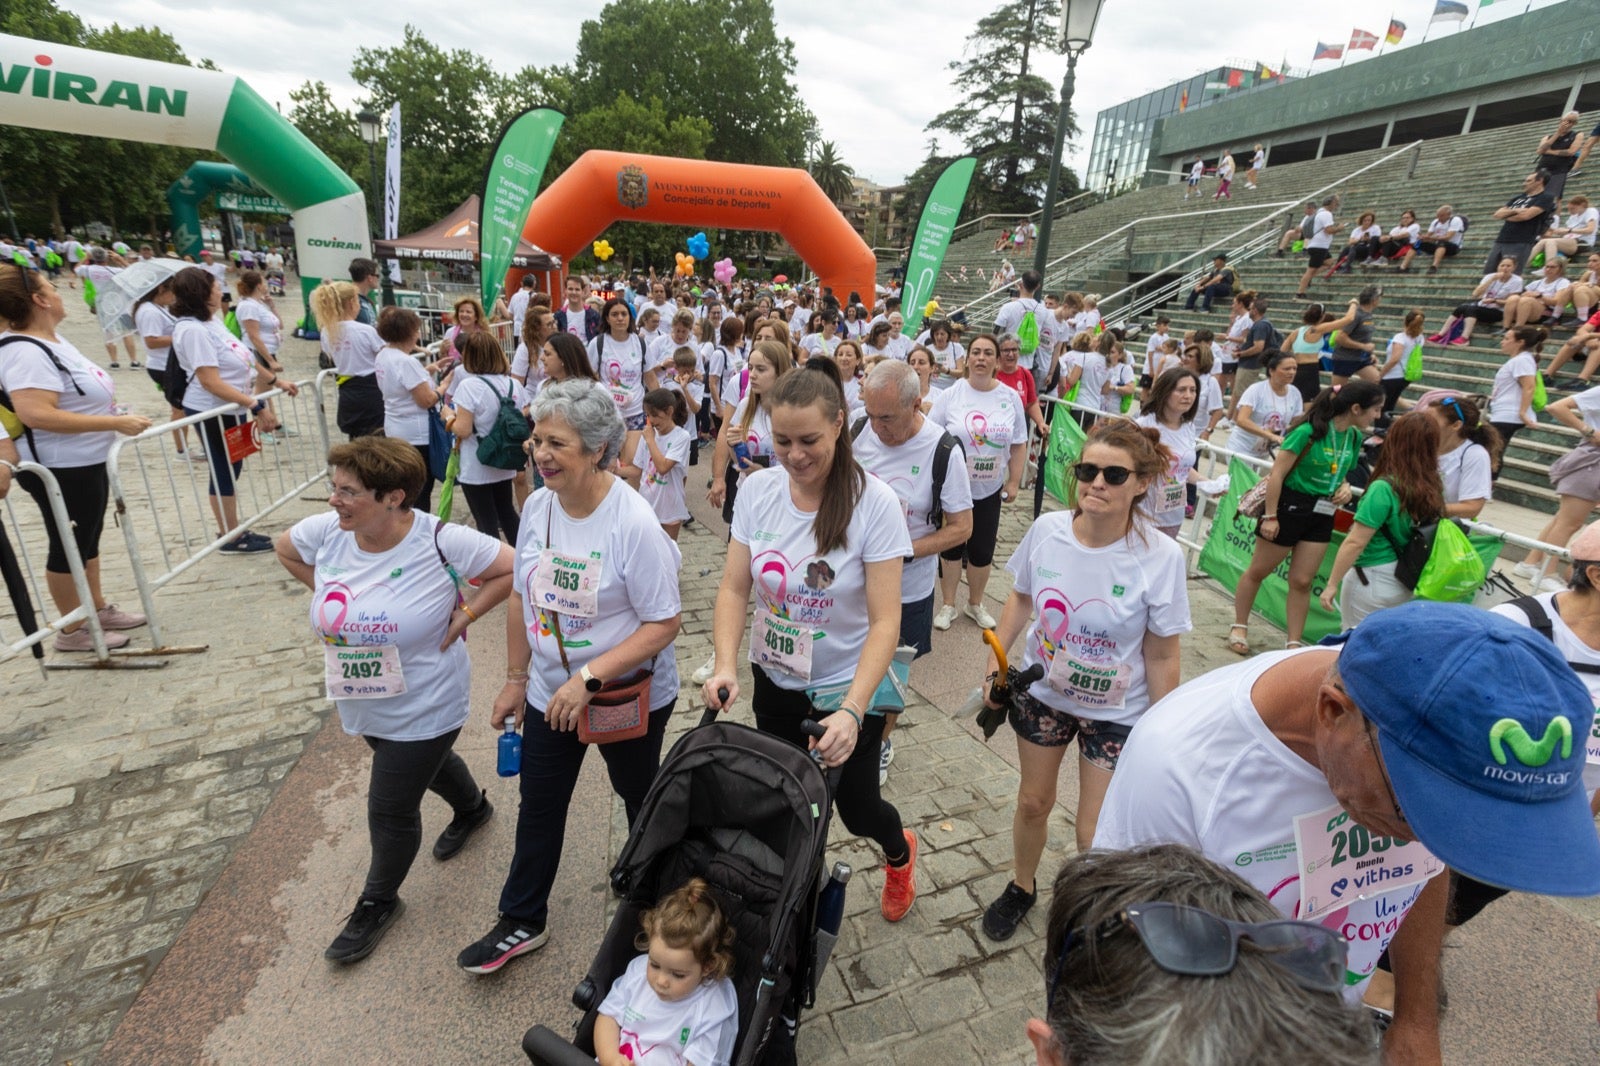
[595,878,738,1066]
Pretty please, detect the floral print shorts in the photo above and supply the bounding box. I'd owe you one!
[1007,687,1131,770]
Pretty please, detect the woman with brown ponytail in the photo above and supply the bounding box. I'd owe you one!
[702,356,919,924]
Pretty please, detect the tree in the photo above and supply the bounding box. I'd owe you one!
[809,141,854,204]
[925,0,1080,215]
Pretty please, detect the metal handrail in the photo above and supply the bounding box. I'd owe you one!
[1101,140,1426,327]
[949,191,1100,243]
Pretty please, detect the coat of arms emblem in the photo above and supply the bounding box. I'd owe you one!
[617,165,648,209]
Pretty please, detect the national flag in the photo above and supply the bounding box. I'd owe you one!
[1204,81,1230,92]
[1179,89,1188,111]
[1313,41,1344,61]
[1349,28,1380,51]
[1259,62,1280,81]
[1386,19,1406,43]
[1430,0,1469,24]
[1227,69,1243,88]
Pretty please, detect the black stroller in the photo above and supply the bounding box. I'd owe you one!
[523,709,838,1066]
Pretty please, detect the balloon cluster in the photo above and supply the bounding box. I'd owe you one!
[713,257,737,285]
[675,252,695,277]
[686,231,710,259]
[592,239,614,261]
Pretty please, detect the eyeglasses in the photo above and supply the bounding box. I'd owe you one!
[1363,716,1406,827]
[1072,462,1133,486]
[1000,346,1021,353]
[1046,901,1349,1011]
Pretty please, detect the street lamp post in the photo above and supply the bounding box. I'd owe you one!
[355,109,393,307]
[1032,0,1106,280]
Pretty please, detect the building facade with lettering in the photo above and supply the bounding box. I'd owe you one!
[1133,1,1600,177]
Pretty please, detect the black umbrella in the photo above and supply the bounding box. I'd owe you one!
[0,515,44,669]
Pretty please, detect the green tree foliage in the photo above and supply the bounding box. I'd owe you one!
[809,141,854,205]
[926,0,1080,215]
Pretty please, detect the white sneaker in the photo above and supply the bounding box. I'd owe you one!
[933,605,958,631]
[1511,561,1539,580]
[1538,576,1567,594]
[878,738,894,787]
[964,602,998,629]
[690,653,716,686]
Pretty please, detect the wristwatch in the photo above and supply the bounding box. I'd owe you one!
[250,401,266,415]
[580,664,603,693]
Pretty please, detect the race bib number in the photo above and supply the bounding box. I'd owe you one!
[533,550,602,618]
[968,452,999,480]
[610,385,630,409]
[1587,711,1600,766]
[1047,649,1131,710]
[1292,804,1445,922]
[324,644,406,700]
[751,613,812,680]
[1160,474,1185,512]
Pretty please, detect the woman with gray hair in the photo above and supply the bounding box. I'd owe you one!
[1027,845,1376,1066]
[458,378,684,975]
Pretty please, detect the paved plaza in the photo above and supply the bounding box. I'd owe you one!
[2,288,1600,1064]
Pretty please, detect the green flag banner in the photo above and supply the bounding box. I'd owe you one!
[1043,409,1087,506]
[480,107,565,310]
[1197,457,1506,640]
[900,157,976,337]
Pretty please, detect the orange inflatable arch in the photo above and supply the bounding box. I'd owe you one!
[516,150,876,305]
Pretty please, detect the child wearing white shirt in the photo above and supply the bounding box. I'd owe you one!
[627,389,695,539]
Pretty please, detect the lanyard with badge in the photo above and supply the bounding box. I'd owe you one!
[1311,431,1354,515]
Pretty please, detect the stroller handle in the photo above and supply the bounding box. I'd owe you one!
[697,686,732,729]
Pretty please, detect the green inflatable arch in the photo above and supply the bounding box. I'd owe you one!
[0,32,368,306]
[166,161,286,262]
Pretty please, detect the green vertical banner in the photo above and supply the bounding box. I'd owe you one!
[480,107,566,310]
[900,157,976,337]
[1043,409,1087,506]
[1197,458,1506,640]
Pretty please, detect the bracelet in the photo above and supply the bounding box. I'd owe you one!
[839,699,864,728]
[1263,513,1277,520]
[460,602,478,622]
[506,669,529,682]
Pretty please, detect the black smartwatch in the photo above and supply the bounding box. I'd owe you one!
[580,664,604,692]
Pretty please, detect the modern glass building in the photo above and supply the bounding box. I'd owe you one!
[1085,63,1299,194]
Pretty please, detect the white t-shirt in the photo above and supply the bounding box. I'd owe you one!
[1094,648,1434,1000]
[375,347,432,446]
[0,333,117,466]
[634,425,692,524]
[1424,216,1465,246]
[928,379,1027,499]
[1438,439,1493,505]
[1189,160,1204,182]
[452,372,526,485]
[853,418,975,602]
[265,252,284,272]
[514,479,682,710]
[1351,224,1382,244]
[1194,374,1224,429]
[1073,354,1111,414]
[1475,273,1524,306]
[1137,415,1199,528]
[1220,312,1252,366]
[597,954,737,1066]
[1232,381,1303,458]
[589,333,651,421]
[1385,222,1420,244]
[648,333,692,374]
[1005,513,1190,725]
[1572,384,1600,433]
[134,302,175,373]
[661,374,705,417]
[1489,353,1538,423]
[234,297,280,355]
[1217,156,1235,180]
[1251,148,1265,170]
[323,321,383,377]
[994,297,1044,368]
[511,341,547,391]
[203,261,228,285]
[1143,331,1171,376]
[1308,209,1336,250]
[173,318,256,413]
[728,396,773,465]
[290,511,503,741]
[730,467,910,690]
[74,263,120,290]
[508,290,531,338]
[641,299,677,326]
[1383,331,1422,382]
[1492,593,1600,792]
[1562,207,1600,246]
[1101,362,1136,412]
[799,332,842,360]
[1524,275,1571,306]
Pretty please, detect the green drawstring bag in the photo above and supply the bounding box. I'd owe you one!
[1532,372,1548,413]
[1414,519,1487,603]
[1402,342,1424,382]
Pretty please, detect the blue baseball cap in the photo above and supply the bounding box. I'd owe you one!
[1339,601,1600,896]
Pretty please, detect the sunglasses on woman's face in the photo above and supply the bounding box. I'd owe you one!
[1073,462,1133,486]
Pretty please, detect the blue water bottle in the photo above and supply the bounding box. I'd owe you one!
[813,861,852,976]
[497,717,522,777]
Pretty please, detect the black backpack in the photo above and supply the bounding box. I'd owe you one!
[1504,594,1600,674]
[0,335,85,455]
[850,418,964,529]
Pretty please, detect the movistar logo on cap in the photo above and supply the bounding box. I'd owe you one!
[1489,716,1572,767]
[0,54,186,116]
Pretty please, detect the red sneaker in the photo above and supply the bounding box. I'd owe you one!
[880,829,918,922]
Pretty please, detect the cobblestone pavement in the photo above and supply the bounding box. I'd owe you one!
[3,284,1599,1063]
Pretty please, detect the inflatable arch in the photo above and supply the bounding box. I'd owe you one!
[166,161,286,262]
[0,33,368,307]
[518,151,875,306]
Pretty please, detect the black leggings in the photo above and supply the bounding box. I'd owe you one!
[361,727,481,902]
[751,664,908,864]
[409,444,437,514]
[941,488,1004,569]
[1380,377,1408,415]
[18,463,108,572]
[1293,362,1323,404]
[461,480,520,542]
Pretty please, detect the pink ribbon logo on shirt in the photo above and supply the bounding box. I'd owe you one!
[965,410,993,448]
[753,552,793,618]
[315,584,351,644]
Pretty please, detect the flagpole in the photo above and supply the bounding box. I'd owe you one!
[1378,13,1393,55]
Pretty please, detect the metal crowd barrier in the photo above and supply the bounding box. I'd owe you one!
[106,378,332,653]
[0,460,150,672]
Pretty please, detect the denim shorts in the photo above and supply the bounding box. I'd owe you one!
[1007,687,1131,769]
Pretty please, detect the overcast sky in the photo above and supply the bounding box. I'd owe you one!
[62,0,1546,187]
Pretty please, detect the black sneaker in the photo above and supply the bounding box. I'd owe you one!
[433,790,493,861]
[219,531,272,554]
[982,881,1037,942]
[325,896,405,964]
[458,916,547,974]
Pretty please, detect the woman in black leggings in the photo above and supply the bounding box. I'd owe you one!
[703,358,919,923]
[450,331,526,542]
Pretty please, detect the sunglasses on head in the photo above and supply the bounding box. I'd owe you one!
[1073,462,1133,486]
[1046,901,1349,1011]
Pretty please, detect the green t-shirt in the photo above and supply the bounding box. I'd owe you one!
[1351,478,1413,566]
[1281,422,1362,497]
